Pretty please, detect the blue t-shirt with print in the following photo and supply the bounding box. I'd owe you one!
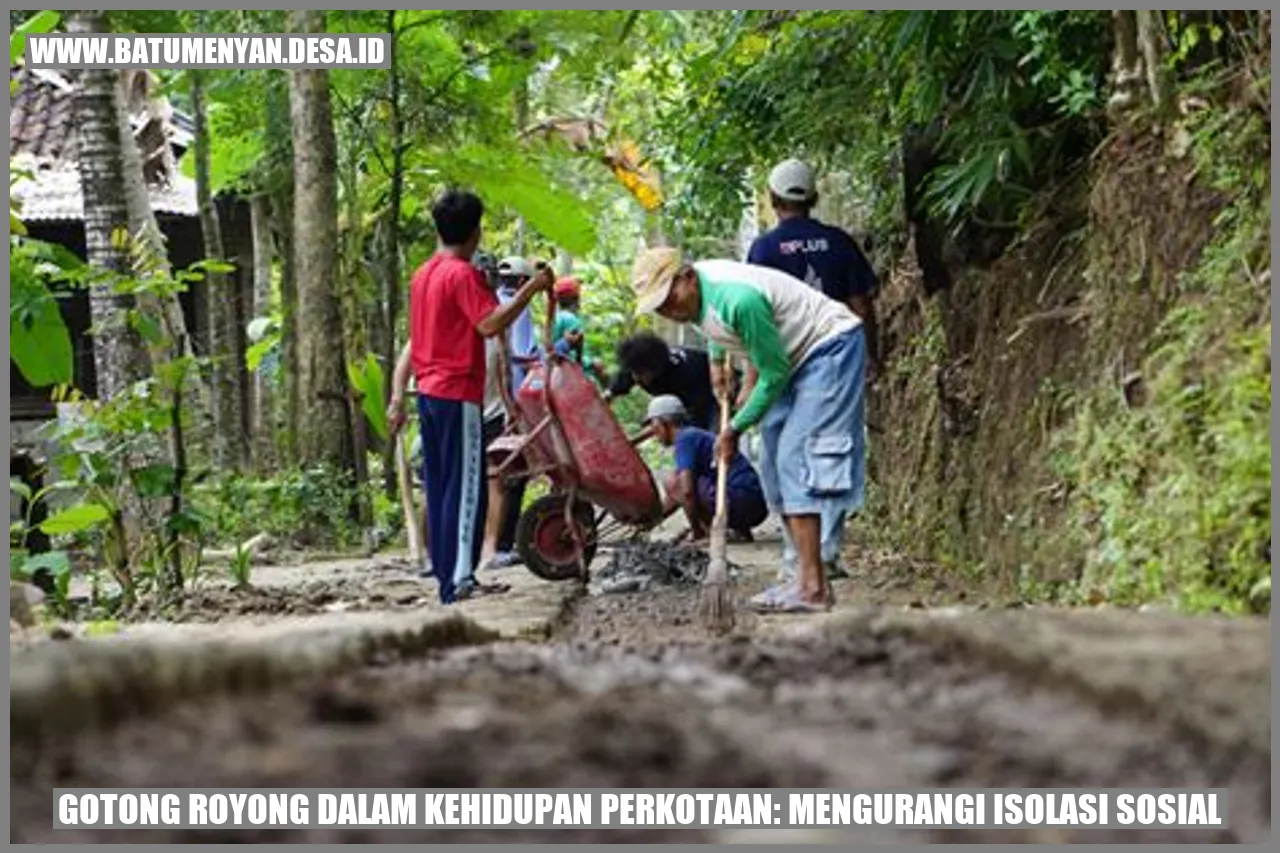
[673,427,763,495]
[747,216,877,302]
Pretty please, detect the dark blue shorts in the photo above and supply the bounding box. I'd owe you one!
[695,475,768,533]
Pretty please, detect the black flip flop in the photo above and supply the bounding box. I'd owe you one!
[458,582,512,600]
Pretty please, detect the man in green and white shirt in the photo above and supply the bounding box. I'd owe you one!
[631,247,868,613]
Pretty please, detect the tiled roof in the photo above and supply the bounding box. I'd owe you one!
[9,67,198,223]
[9,68,80,161]
[11,154,198,222]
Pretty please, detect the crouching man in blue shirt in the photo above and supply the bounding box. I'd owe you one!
[646,394,768,544]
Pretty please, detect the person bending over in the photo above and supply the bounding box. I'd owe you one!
[608,332,722,432]
[631,247,867,614]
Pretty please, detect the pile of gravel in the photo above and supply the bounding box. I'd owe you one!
[592,541,742,595]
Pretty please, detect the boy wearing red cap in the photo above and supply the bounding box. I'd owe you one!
[550,276,607,383]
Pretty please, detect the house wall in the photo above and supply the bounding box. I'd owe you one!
[11,215,209,416]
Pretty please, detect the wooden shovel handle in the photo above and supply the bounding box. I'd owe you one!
[714,352,733,524]
[395,432,424,563]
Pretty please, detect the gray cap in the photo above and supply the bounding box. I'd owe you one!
[645,394,687,423]
[498,256,533,278]
[767,158,817,202]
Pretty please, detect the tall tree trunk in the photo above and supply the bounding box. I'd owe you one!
[274,183,299,466]
[71,13,198,594]
[380,9,406,497]
[287,10,354,472]
[263,75,299,466]
[514,79,529,255]
[1106,12,1144,121]
[249,194,277,471]
[114,72,208,593]
[365,220,389,410]
[340,138,372,528]
[1113,11,1140,77]
[232,205,255,442]
[191,68,248,470]
[69,11,149,398]
[1135,10,1172,115]
[113,71,201,388]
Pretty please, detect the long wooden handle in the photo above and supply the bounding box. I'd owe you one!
[713,352,733,525]
[538,263,556,356]
[395,432,424,563]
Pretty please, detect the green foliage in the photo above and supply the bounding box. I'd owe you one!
[10,252,76,388]
[442,145,599,256]
[195,465,372,551]
[1061,312,1270,612]
[38,242,230,608]
[110,10,184,34]
[84,619,121,637]
[245,314,282,375]
[9,9,59,65]
[1053,114,1270,614]
[39,503,111,536]
[228,544,253,589]
[178,120,261,193]
[9,475,79,616]
[649,10,1110,240]
[27,547,69,584]
[348,354,388,442]
[10,167,83,388]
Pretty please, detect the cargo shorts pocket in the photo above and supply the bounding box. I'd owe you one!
[804,435,854,495]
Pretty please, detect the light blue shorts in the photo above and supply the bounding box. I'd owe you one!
[758,327,867,520]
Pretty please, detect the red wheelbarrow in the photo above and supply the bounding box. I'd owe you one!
[486,353,668,582]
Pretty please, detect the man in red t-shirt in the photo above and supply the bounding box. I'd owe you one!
[387,190,551,604]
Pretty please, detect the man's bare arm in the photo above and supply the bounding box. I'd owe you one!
[477,267,553,338]
[387,342,413,435]
[849,294,880,381]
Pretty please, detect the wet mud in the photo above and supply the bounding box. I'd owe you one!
[592,541,743,594]
[118,577,433,623]
[116,560,434,623]
[11,569,1269,844]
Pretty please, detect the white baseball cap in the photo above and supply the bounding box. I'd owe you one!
[767,158,817,202]
[497,256,533,277]
[645,394,687,423]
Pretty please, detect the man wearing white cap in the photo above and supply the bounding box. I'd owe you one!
[495,256,542,391]
[479,255,543,571]
[630,247,867,614]
[747,157,880,585]
[749,158,879,373]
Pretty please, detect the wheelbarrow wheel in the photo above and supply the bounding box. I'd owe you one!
[517,495,598,582]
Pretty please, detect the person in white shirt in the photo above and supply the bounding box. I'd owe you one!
[479,255,541,572]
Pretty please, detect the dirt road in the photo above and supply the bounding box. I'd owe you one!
[9,528,1272,843]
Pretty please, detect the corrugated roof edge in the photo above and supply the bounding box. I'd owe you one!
[11,154,199,223]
